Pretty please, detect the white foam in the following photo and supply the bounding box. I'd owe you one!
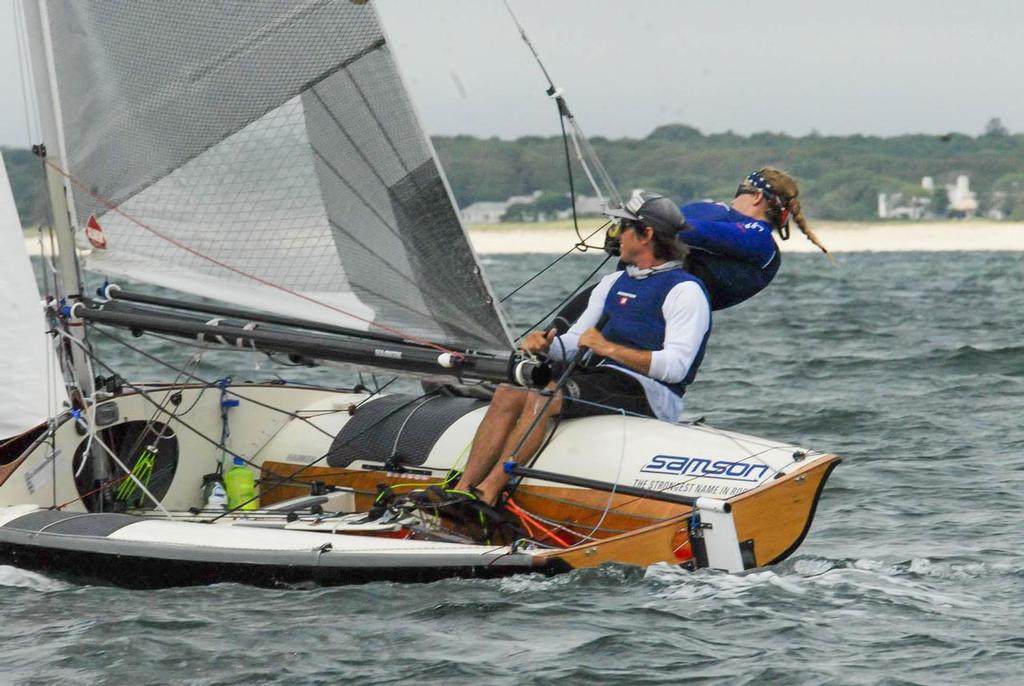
[0,565,70,592]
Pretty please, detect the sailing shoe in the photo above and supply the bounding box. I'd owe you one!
[436,491,526,545]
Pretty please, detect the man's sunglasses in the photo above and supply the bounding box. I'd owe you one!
[607,219,645,239]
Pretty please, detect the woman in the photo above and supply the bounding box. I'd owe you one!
[680,167,830,310]
[552,169,829,331]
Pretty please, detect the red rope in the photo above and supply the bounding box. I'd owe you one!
[506,498,573,548]
[52,469,133,510]
[45,159,464,359]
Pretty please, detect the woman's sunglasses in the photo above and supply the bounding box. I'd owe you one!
[734,185,762,198]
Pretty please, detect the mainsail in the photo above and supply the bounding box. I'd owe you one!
[0,151,66,437]
[33,0,510,351]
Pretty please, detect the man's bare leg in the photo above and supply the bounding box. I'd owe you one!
[453,385,532,492]
[473,387,563,505]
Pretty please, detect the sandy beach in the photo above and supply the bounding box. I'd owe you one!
[22,220,1024,257]
[468,220,1024,254]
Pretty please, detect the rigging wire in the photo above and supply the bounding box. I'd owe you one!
[556,97,585,243]
[580,408,628,541]
[206,391,439,522]
[93,320,794,528]
[87,429,175,520]
[61,326,811,541]
[113,350,204,489]
[497,5,628,344]
[53,324,177,518]
[107,327,401,412]
[498,221,609,304]
[91,327,334,441]
[492,390,799,534]
[71,324,428,517]
[514,253,611,340]
[502,0,622,210]
[49,328,98,478]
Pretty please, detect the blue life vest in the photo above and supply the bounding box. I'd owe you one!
[678,201,780,311]
[600,268,711,397]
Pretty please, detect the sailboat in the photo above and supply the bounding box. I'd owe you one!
[0,0,839,588]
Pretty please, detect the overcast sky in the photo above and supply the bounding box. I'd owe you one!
[2,0,1022,148]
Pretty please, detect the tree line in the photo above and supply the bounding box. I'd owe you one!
[5,121,1024,226]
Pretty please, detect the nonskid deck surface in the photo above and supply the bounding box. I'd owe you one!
[0,505,554,588]
[0,505,562,588]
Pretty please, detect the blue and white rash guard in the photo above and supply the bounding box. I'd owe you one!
[678,201,780,310]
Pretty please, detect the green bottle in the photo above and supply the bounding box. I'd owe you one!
[224,456,258,510]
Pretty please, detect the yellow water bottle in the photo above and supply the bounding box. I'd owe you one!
[225,457,258,510]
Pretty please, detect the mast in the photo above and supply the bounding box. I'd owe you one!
[22,2,92,388]
[22,1,108,485]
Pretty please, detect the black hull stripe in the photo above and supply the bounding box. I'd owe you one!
[0,541,566,589]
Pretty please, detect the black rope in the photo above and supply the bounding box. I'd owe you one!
[556,103,585,244]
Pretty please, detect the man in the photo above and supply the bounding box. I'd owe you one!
[451,192,712,507]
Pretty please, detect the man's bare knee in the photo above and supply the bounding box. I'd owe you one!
[525,387,561,417]
[490,384,532,414]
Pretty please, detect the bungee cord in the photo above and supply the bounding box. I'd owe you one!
[580,407,629,542]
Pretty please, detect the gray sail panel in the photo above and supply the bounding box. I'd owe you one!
[40,0,510,351]
[302,49,509,348]
[45,0,383,224]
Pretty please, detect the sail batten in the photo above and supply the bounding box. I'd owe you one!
[37,0,511,350]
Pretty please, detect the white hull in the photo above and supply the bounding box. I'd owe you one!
[0,382,839,585]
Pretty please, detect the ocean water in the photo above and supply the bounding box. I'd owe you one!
[3,250,1023,685]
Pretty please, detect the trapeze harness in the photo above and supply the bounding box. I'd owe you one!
[678,201,780,311]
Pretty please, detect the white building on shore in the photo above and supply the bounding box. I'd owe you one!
[459,201,509,225]
[878,174,977,219]
[460,191,605,224]
[947,175,978,216]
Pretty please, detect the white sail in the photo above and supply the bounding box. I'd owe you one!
[0,151,66,438]
[32,0,511,351]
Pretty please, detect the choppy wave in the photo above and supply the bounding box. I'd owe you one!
[0,565,71,592]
